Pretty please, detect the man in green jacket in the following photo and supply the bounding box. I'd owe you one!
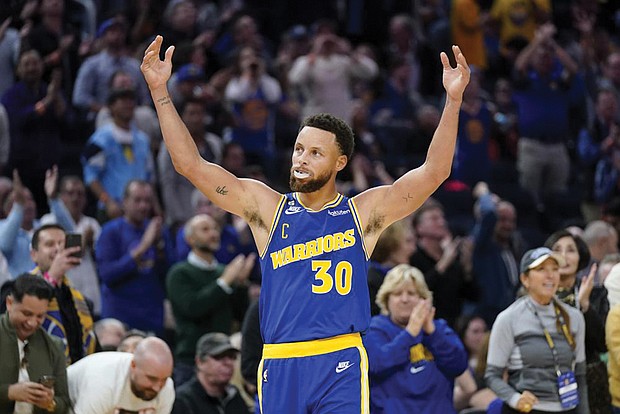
[0,274,70,413]
[166,213,254,386]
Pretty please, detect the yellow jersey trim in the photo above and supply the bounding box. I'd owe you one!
[348,198,369,260]
[259,195,287,259]
[262,333,362,359]
[295,192,344,212]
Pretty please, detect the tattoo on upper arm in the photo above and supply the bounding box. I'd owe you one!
[216,186,228,195]
[156,96,171,106]
[402,193,413,202]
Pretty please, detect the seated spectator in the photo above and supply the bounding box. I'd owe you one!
[455,313,489,373]
[172,332,250,414]
[96,180,172,335]
[81,88,155,222]
[94,318,127,352]
[117,329,148,353]
[29,223,97,363]
[410,199,478,326]
[485,247,589,413]
[600,253,620,284]
[366,264,469,413]
[0,274,70,413]
[367,218,417,316]
[167,213,254,385]
[67,337,175,413]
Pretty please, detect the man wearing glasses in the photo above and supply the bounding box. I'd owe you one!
[0,273,70,413]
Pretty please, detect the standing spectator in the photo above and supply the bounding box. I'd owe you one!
[578,89,619,213]
[96,180,172,335]
[485,247,589,414]
[67,337,175,413]
[489,0,550,64]
[366,264,469,413]
[367,57,418,175]
[0,168,73,279]
[0,103,10,175]
[158,98,223,229]
[471,181,524,325]
[384,14,443,101]
[605,263,620,414]
[40,175,102,317]
[451,0,488,70]
[29,223,97,364]
[81,88,154,221]
[224,46,282,178]
[166,214,254,385]
[72,16,149,122]
[1,50,68,212]
[0,16,20,97]
[288,32,378,124]
[0,274,70,414]
[512,23,584,208]
[453,66,493,187]
[172,332,249,414]
[410,199,478,327]
[23,0,81,98]
[96,69,162,157]
[545,230,611,413]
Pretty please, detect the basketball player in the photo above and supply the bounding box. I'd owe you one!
[141,35,470,413]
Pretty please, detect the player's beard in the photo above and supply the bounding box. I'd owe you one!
[289,170,332,193]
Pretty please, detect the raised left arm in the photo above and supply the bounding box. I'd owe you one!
[353,46,470,246]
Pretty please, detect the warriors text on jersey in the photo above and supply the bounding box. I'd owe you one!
[259,192,371,344]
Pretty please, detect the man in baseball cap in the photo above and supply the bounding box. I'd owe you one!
[172,332,248,413]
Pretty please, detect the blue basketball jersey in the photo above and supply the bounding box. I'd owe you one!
[259,192,371,344]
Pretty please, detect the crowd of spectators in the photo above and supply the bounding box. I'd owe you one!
[1,0,620,413]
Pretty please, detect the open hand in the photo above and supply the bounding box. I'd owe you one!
[440,45,470,102]
[141,35,175,91]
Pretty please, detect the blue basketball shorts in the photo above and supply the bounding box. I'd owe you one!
[257,333,369,414]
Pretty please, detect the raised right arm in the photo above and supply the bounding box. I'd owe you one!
[141,36,281,247]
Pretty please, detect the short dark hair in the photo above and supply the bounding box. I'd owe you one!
[544,230,591,272]
[123,179,151,200]
[11,274,53,302]
[32,224,65,250]
[300,113,355,160]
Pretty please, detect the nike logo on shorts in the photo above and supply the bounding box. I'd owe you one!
[335,361,355,373]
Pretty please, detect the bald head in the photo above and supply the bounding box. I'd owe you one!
[130,337,173,401]
[133,337,174,371]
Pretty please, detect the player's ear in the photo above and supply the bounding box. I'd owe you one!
[335,155,347,172]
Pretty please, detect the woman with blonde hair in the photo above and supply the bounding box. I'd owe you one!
[366,264,468,413]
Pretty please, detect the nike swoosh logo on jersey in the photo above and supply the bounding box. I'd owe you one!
[335,361,355,373]
[410,365,425,374]
[284,206,303,215]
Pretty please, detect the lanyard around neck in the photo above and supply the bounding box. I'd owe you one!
[526,297,575,377]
